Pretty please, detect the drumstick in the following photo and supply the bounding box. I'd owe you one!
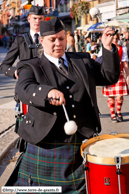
[45,98,77,135]
[62,103,69,122]
[62,103,77,135]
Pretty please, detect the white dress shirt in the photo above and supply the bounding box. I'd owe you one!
[30,29,40,43]
[44,52,68,68]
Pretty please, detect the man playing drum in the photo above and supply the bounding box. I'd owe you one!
[6,17,120,193]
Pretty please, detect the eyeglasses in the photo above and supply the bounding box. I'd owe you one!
[113,38,118,40]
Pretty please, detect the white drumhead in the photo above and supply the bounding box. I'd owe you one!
[84,138,129,158]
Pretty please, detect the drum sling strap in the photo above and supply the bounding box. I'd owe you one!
[23,33,36,49]
[23,33,39,57]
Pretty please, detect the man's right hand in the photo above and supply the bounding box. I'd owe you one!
[47,89,66,106]
[14,69,18,79]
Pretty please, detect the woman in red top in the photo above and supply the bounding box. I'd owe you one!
[103,32,129,122]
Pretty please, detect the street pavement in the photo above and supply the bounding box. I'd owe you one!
[0,47,18,158]
[0,46,19,192]
[0,46,129,191]
[0,47,9,64]
[97,87,129,135]
[0,101,19,159]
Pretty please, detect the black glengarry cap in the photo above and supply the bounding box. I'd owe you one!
[29,5,44,15]
[40,17,65,36]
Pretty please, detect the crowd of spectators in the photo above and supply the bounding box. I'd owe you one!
[65,28,129,64]
[0,32,23,49]
[65,29,103,60]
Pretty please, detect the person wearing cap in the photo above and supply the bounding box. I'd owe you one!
[0,5,44,79]
[5,17,120,193]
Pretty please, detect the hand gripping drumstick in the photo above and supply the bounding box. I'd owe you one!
[89,7,118,36]
[45,98,77,135]
[62,103,77,135]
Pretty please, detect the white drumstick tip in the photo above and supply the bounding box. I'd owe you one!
[62,104,77,135]
[64,121,77,135]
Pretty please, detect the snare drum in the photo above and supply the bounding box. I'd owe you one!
[81,133,129,194]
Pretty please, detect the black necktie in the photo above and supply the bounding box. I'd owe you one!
[34,33,39,44]
[59,58,68,76]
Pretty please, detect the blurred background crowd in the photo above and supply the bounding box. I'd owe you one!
[65,27,129,64]
[0,32,23,49]
[0,27,129,65]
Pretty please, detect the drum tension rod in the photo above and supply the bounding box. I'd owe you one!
[114,156,122,194]
[84,166,89,171]
[114,156,122,174]
[83,151,89,194]
[83,151,88,164]
[116,169,122,175]
[83,152,89,171]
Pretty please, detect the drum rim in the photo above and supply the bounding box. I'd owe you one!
[81,133,129,165]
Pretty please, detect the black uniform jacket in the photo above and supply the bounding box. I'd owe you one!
[0,33,41,78]
[15,45,120,144]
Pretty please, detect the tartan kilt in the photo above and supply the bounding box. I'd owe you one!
[6,132,86,194]
[102,71,129,97]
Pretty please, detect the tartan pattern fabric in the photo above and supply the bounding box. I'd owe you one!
[11,132,86,194]
[116,98,123,114]
[107,98,115,118]
[102,71,129,97]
